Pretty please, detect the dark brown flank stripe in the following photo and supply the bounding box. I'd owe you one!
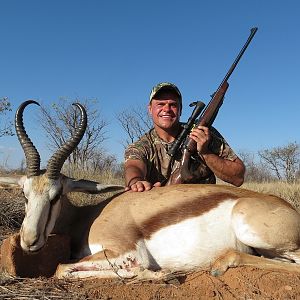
[139,192,239,239]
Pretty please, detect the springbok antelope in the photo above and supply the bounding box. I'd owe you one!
[1,101,300,280]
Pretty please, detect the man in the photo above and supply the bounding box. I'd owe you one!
[124,82,245,192]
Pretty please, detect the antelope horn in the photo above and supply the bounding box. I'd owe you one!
[46,103,87,180]
[15,100,41,177]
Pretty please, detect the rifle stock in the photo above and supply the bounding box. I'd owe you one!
[166,28,258,185]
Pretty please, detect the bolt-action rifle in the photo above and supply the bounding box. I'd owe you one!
[166,27,258,185]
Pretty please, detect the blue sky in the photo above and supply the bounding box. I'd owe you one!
[0,1,299,168]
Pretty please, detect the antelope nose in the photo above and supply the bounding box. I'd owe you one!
[21,229,39,248]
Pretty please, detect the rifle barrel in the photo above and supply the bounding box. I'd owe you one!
[218,27,258,91]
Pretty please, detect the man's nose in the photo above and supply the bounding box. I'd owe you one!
[162,104,171,111]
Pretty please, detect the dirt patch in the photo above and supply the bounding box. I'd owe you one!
[1,188,300,299]
[75,269,300,299]
[1,267,300,299]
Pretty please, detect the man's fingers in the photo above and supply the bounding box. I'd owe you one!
[192,128,207,136]
[190,131,206,143]
[191,126,211,142]
[126,180,163,192]
[196,125,209,133]
[143,181,153,191]
[128,180,153,192]
[135,181,145,192]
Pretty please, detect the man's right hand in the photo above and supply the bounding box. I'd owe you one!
[124,159,162,192]
[125,180,161,192]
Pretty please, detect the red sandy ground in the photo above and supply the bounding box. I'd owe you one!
[1,264,300,299]
[68,267,300,299]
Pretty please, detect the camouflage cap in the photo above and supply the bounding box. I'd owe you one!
[149,82,182,106]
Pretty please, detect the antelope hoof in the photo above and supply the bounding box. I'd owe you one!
[210,250,241,276]
[210,267,227,277]
[210,258,230,276]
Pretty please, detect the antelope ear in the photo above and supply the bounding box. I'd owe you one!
[0,175,27,189]
[62,177,125,195]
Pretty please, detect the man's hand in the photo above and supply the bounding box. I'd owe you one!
[125,180,161,192]
[124,159,162,192]
[190,125,211,154]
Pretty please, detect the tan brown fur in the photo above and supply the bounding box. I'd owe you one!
[88,184,291,252]
[211,249,300,275]
[31,174,53,194]
[4,173,300,278]
[80,249,120,262]
[232,197,300,251]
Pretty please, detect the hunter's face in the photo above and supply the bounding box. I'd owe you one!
[148,91,181,131]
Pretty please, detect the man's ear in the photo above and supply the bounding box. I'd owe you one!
[148,104,152,116]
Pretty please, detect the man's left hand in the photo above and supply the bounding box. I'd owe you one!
[189,125,211,154]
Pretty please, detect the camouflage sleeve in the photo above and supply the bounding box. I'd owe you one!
[124,140,148,163]
[209,127,238,161]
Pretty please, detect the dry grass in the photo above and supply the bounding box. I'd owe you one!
[62,168,124,186]
[242,181,300,211]
[0,189,24,229]
[0,274,91,299]
[0,187,24,243]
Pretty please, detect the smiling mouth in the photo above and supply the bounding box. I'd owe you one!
[160,115,173,119]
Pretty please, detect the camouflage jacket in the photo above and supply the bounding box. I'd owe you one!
[124,126,237,185]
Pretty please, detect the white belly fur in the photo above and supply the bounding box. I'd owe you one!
[87,199,252,272]
[145,200,251,271]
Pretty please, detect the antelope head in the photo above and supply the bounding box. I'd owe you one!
[2,100,124,252]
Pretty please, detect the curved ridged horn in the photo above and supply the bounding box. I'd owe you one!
[46,103,87,180]
[15,100,41,177]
